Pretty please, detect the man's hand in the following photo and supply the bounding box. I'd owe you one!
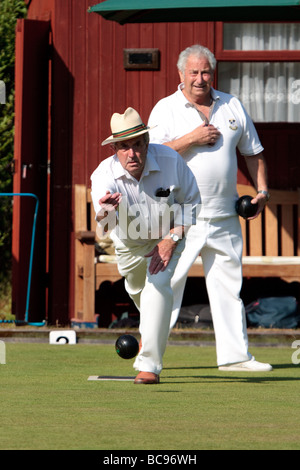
[96,191,122,222]
[164,122,221,154]
[191,122,221,147]
[246,193,268,220]
[145,239,177,275]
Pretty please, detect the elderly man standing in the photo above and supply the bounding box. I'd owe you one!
[91,107,200,384]
[148,45,272,372]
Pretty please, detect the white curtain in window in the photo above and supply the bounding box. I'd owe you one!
[224,23,300,51]
[220,24,300,122]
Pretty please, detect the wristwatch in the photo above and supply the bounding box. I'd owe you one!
[257,190,270,201]
[170,233,180,243]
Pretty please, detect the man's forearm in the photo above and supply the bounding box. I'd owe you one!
[163,135,194,155]
[244,153,268,191]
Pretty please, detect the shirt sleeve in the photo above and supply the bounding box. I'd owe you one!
[148,100,173,144]
[90,162,117,217]
[173,154,201,227]
[232,98,264,156]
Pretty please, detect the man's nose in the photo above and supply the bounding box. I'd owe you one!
[196,72,205,82]
[127,147,135,157]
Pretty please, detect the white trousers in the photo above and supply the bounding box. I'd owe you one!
[170,216,251,366]
[114,238,186,375]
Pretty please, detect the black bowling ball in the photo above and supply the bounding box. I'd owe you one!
[235,195,258,219]
[115,334,139,359]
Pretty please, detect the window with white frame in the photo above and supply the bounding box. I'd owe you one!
[217,23,300,122]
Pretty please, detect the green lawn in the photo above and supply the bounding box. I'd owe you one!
[0,342,299,450]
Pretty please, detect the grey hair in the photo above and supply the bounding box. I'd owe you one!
[177,45,217,74]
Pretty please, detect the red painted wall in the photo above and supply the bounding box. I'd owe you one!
[23,0,218,323]
[14,0,299,323]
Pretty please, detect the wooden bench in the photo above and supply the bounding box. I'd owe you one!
[74,183,300,323]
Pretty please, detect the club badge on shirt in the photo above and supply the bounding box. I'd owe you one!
[229,119,238,131]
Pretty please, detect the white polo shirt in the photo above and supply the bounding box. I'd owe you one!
[148,86,264,218]
[91,143,201,247]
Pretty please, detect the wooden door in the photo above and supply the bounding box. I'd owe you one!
[12,19,50,323]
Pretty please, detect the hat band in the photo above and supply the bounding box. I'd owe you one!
[112,123,147,139]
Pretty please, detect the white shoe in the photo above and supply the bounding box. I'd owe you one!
[219,357,272,372]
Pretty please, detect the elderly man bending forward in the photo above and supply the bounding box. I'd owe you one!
[91,107,201,384]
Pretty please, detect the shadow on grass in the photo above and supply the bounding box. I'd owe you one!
[165,363,298,371]
[161,376,299,385]
[161,363,299,384]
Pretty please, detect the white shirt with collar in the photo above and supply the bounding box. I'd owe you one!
[90,143,201,247]
[148,85,264,218]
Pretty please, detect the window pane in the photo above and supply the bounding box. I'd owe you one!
[218,62,300,122]
[224,23,300,50]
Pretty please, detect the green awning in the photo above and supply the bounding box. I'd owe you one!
[88,0,300,24]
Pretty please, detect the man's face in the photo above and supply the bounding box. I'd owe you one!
[114,134,148,180]
[179,55,214,103]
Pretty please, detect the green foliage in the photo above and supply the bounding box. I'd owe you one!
[0,0,27,283]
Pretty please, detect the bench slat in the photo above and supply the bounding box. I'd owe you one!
[249,214,263,256]
[265,204,279,256]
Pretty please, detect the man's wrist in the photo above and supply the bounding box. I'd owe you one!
[165,227,184,244]
[257,190,270,201]
[96,208,108,222]
[170,232,180,243]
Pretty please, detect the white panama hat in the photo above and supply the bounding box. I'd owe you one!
[101,107,155,146]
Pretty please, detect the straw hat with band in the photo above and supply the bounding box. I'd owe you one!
[101,107,156,146]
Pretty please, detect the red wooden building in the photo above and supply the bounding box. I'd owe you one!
[12,0,300,325]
